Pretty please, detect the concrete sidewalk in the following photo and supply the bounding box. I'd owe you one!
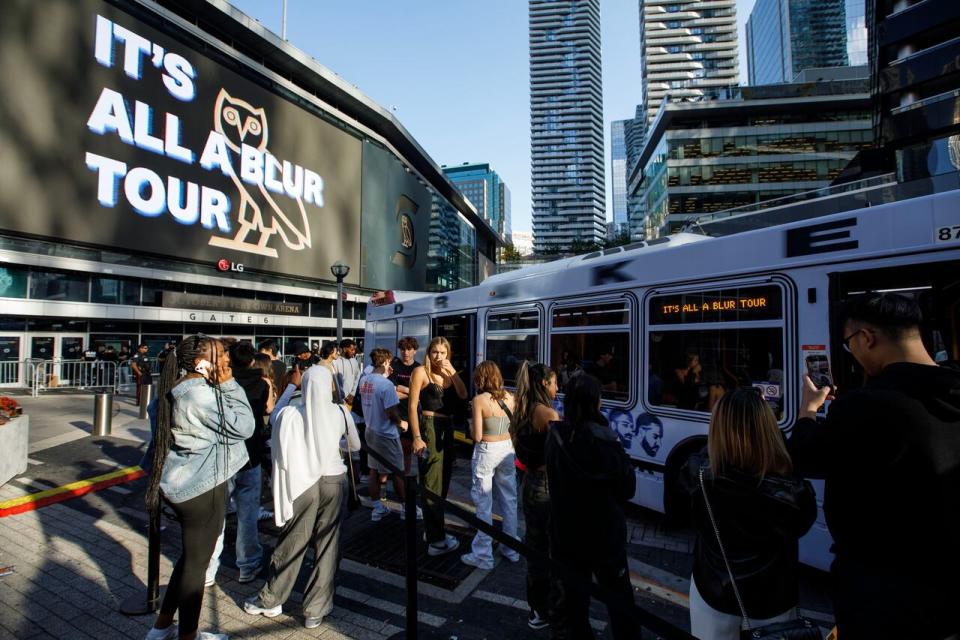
[0,393,697,639]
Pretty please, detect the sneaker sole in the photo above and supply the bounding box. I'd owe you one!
[427,540,460,556]
[244,605,282,618]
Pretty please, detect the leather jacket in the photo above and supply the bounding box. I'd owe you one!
[681,451,817,619]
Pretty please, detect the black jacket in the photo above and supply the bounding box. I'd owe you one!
[545,419,636,562]
[233,367,269,470]
[681,452,816,619]
[788,362,960,638]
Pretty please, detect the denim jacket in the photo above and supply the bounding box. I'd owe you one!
[160,377,255,503]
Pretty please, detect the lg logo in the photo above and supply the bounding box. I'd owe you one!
[216,258,244,272]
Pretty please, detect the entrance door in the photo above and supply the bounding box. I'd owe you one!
[29,334,86,387]
[0,336,23,386]
[30,336,54,360]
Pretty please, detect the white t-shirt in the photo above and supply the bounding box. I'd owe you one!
[360,372,400,438]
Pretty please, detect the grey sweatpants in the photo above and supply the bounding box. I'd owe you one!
[258,474,345,619]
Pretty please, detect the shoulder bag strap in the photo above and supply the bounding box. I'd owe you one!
[698,466,751,628]
[495,397,514,421]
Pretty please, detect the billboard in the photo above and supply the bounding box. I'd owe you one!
[0,0,362,284]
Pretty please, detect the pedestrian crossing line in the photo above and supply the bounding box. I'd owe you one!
[336,586,447,628]
[471,589,608,632]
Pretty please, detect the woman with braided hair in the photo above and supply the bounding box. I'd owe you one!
[144,335,255,640]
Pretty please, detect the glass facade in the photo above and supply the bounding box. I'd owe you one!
[427,194,477,292]
[636,94,873,236]
[746,0,851,85]
[442,163,511,242]
[610,120,629,231]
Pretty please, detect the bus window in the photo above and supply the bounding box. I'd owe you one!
[647,285,785,418]
[485,309,539,386]
[550,301,631,402]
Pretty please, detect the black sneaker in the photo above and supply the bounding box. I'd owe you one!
[527,609,549,630]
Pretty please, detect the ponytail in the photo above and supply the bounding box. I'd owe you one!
[510,361,555,445]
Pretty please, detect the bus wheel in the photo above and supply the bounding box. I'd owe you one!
[663,441,704,528]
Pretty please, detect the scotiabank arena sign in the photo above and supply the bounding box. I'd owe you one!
[0,0,362,284]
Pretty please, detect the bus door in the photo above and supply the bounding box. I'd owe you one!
[829,259,960,390]
[431,313,476,424]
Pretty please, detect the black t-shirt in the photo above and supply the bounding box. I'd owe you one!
[389,358,421,421]
[131,353,152,382]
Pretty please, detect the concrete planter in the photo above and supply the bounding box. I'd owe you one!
[0,415,29,487]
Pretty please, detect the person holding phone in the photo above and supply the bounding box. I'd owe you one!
[408,337,467,556]
[144,335,255,640]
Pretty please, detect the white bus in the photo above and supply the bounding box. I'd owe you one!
[364,185,960,570]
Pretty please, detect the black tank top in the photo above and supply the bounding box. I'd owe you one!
[420,381,444,412]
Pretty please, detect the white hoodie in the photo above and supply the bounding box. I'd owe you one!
[270,365,361,526]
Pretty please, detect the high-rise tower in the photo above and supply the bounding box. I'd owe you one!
[639,0,739,124]
[530,0,605,253]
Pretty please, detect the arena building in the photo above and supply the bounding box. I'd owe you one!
[0,0,500,380]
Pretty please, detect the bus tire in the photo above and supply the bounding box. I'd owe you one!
[663,439,705,527]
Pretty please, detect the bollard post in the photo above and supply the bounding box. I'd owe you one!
[138,384,153,419]
[92,393,113,436]
[405,473,418,640]
[120,505,161,615]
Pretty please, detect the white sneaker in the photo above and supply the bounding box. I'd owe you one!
[427,534,460,556]
[460,552,494,571]
[144,625,177,640]
[243,597,282,618]
[499,546,521,563]
[371,502,391,522]
[399,505,423,521]
[196,633,228,640]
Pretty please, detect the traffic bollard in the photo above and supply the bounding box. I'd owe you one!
[138,384,153,419]
[92,392,113,436]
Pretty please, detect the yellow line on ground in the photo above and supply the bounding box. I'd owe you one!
[0,466,142,509]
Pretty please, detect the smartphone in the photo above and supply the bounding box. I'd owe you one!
[195,359,213,378]
[805,354,834,390]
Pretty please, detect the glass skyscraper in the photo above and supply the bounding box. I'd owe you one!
[746,0,863,85]
[610,119,629,233]
[442,163,511,243]
[530,0,605,252]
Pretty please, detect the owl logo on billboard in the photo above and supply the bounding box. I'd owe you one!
[208,89,312,258]
[392,194,419,268]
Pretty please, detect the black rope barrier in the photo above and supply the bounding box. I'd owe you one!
[358,437,696,640]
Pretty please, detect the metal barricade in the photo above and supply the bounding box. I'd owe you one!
[0,360,25,387]
[117,357,159,396]
[26,359,118,395]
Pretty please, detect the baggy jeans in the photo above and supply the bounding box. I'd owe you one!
[206,465,263,582]
[258,474,345,619]
[469,439,519,565]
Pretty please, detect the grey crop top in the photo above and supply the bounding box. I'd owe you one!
[481,415,511,437]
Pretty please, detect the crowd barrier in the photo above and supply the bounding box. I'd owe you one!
[0,358,158,397]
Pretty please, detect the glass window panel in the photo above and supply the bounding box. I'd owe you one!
[29,269,88,302]
[553,302,629,328]
[311,299,333,318]
[488,310,539,332]
[0,266,28,298]
[549,331,630,401]
[485,334,539,386]
[185,283,222,297]
[91,276,140,305]
[0,317,26,331]
[648,328,785,418]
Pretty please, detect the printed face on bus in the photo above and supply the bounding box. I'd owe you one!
[636,414,664,457]
[608,410,634,448]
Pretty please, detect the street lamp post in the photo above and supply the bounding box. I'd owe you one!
[330,261,350,343]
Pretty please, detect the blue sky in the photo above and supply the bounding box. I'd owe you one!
[228,0,756,234]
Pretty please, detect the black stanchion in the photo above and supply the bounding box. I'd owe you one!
[120,506,162,615]
[404,473,418,640]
